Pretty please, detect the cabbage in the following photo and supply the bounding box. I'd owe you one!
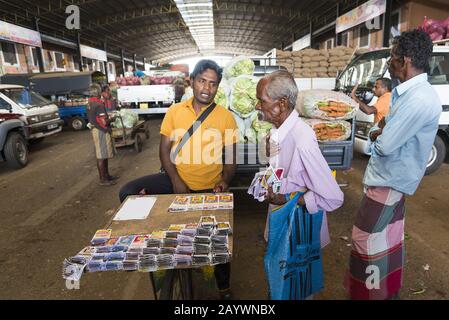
[252,118,272,133]
[112,109,138,129]
[214,81,230,109]
[252,118,272,142]
[229,75,258,118]
[224,57,255,79]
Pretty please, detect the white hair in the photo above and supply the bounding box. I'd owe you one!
[265,71,298,108]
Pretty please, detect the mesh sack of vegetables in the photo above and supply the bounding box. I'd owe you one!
[223,56,255,80]
[229,75,258,118]
[232,110,257,143]
[214,80,231,109]
[296,89,358,120]
[113,109,138,129]
[252,117,272,142]
[303,118,351,142]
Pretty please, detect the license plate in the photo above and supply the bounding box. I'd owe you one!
[47,123,58,130]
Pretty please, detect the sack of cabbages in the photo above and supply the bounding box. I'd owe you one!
[232,111,258,143]
[229,75,258,118]
[296,89,358,120]
[303,118,351,142]
[252,117,272,143]
[112,109,138,129]
[215,80,231,109]
[223,56,255,79]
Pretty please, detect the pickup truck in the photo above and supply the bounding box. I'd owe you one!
[0,112,28,169]
[0,85,63,142]
[235,73,353,175]
[337,40,449,174]
[117,84,176,117]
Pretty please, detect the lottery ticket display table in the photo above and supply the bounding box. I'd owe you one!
[107,194,233,300]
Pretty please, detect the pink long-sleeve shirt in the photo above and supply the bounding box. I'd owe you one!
[265,110,344,247]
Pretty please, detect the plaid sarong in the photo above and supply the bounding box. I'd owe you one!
[91,127,115,160]
[346,186,405,300]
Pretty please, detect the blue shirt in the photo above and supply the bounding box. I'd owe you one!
[363,73,441,195]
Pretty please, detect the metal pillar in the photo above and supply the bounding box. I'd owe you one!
[309,21,314,48]
[143,57,146,71]
[133,53,137,71]
[120,49,125,75]
[76,32,83,71]
[33,17,45,73]
[382,0,393,47]
[335,2,341,46]
[103,42,109,82]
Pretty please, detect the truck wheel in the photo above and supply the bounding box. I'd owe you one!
[425,135,446,175]
[70,117,86,131]
[134,134,143,153]
[4,132,28,169]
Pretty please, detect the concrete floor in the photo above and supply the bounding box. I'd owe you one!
[0,118,448,300]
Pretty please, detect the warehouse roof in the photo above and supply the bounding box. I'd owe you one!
[0,0,362,63]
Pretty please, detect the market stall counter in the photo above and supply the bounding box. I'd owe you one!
[63,193,234,300]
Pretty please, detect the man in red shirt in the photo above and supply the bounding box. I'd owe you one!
[87,83,119,186]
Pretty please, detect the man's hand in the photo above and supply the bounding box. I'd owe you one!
[213,180,229,193]
[378,117,386,129]
[266,186,286,205]
[172,176,189,194]
[370,128,383,142]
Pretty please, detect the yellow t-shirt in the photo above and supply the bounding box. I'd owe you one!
[374,92,392,123]
[160,97,238,191]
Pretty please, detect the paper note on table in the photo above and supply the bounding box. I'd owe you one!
[140,103,148,109]
[113,196,157,221]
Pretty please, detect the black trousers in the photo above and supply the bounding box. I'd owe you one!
[119,172,231,290]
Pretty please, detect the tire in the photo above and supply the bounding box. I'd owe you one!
[4,132,28,169]
[70,117,86,131]
[425,135,446,175]
[134,134,143,152]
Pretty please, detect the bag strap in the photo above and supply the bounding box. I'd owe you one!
[170,102,217,162]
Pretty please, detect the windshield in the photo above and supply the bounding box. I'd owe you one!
[336,50,390,91]
[0,88,51,108]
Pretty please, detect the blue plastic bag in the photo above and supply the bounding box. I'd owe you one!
[264,192,324,300]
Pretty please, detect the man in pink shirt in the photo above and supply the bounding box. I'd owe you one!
[255,70,344,299]
[256,71,344,246]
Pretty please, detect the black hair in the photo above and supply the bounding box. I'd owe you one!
[376,77,392,91]
[190,59,223,83]
[392,29,433,72]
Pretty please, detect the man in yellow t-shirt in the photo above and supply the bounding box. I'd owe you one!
[119,59,237,299]
[351,78,392,123]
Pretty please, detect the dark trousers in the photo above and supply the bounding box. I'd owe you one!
[119,173,231,290]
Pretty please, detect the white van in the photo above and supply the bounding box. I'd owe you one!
[0,85,63,141]
[335,42,449,175]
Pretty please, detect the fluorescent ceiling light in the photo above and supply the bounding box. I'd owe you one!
[175,0,215,53]
[177,3,213,8]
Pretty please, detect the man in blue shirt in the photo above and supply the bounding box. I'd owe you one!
[346,29,441,300]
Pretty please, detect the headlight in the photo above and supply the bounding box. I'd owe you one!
[27,115,40,124]
[54,111,60,119]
